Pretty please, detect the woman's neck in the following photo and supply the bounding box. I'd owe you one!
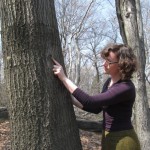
[109,75,121,87]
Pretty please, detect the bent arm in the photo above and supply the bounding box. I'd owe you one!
[72,82,135,109]
[71,96,83,109]
[52,58,83,109]
[61,77,78,94]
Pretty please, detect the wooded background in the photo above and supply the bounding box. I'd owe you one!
[0,0,150,150]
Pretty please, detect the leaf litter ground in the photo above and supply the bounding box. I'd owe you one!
[0,120,101,150]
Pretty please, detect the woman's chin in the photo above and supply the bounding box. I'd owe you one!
[104,70,109,74]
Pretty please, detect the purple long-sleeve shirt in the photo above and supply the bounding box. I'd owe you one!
[72,78,135,131]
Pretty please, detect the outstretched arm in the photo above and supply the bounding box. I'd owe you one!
[52,58,83,109]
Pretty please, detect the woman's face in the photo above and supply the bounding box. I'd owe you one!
[103,51,120,76]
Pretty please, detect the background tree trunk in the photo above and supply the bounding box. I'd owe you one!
[115,0,150,149]
[1,0,82,149]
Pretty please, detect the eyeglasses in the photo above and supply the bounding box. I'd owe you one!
[103,59,118,65]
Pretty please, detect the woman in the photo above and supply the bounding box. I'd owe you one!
[52,43,141,150]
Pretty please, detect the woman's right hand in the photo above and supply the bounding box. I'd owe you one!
[52,58,79,95]
[52,58,67,81]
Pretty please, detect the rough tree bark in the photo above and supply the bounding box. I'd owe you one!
[115,0,150,149]
[1,0,82,149]
[0,107,103,133]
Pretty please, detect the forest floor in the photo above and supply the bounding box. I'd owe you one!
[0,120,10,150]
[80,130,102,150]
[0,108,102,150]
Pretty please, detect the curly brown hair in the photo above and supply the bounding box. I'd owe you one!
[100,43,137,80]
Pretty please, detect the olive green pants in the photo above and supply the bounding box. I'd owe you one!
[101,129,141,150]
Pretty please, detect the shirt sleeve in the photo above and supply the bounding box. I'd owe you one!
[72,81,135,112]
[82,104,102,114]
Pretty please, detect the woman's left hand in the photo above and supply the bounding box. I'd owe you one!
[52,58,79,96]
[52,58,67,81]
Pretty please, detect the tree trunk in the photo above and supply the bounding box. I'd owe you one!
[75,37,81,85]
[0,107,103,133]
[1,0,82,149]
[115,0,150,149]
[0,107,9,119]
